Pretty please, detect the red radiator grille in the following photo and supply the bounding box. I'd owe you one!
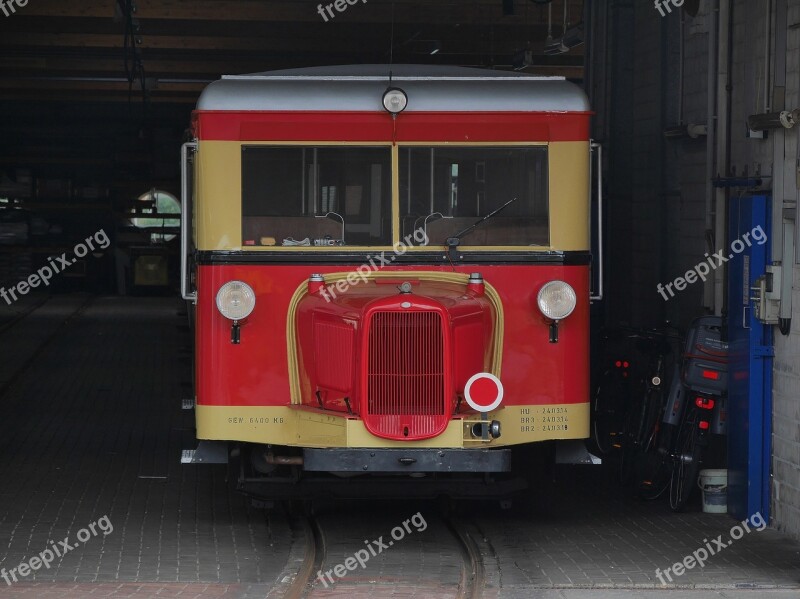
[365,310,448,440]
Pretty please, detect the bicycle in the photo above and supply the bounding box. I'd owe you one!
[592,360,633,456]
[617,327,682,486]
[592,324,682,485]
[636,366,683,500]
[592,328,639,456]
[636,316,728,510]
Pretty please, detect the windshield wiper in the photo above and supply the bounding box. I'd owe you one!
[445,197,518,261]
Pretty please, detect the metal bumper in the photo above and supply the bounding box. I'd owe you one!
[302,448,512,473]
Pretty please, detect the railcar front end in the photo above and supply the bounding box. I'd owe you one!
[181,65,595,498]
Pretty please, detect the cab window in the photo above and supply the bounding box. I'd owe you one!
[242,146,392,246]
[399,146,549,246]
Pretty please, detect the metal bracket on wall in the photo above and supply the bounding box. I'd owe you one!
[751,266,782,325]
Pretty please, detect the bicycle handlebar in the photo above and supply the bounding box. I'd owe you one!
[600,325,684,344]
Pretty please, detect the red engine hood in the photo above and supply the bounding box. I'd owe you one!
[294,277,496,440]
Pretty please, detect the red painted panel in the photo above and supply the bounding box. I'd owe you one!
[195,263,590,412]
[313,318,355,394]
[194,111,591,142]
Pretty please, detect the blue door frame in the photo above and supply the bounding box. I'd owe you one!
[727,194,773,522]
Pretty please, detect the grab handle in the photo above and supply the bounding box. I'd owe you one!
[590,141,604,301]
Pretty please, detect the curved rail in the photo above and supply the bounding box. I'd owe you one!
[282,506,483,598]
[282,513,325,599]
[444,514,486,599]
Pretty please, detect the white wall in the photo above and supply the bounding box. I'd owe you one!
[769,0,800,540]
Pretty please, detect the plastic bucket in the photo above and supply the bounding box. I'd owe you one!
[698,469,727,513]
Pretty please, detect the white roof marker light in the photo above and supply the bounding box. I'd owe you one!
[382,87,408,114]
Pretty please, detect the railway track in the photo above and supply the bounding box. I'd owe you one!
[278,504,487,599]
[0,294,50,335]
[0,294,94,399]
[445,514,486,599]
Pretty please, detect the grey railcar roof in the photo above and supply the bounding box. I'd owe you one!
[197,64,590,113]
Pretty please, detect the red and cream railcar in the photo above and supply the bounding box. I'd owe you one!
[181,65,595,497]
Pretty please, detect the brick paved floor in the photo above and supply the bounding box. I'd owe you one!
[505,592,800,599]
[0,292,48,330]
[0,296,292,598]
[0,293,89,391]
[474,467,800,596]
[0,295,798,599]
[306,506,465,599]
[0,582,276,598]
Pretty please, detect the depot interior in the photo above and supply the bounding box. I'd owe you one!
[0,0,798,561]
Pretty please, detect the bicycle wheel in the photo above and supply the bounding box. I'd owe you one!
[637,422,674,500]
[619,436,638,485]
[622,386,664,489]
[619,371,656,485]
[592,369,626,455]
[669,414,703,511]
[618,395,640,485]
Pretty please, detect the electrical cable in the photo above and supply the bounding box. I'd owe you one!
[116,0,147,115]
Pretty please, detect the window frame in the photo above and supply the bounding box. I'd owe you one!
[397,142,550,250]
[237,141,550,252]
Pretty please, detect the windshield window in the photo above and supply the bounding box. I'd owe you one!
[399,146,549,246]
[242,146,392,246]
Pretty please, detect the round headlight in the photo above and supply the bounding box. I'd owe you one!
[537,280,577,321]
[216,281,256,321]
[382,87,408,114]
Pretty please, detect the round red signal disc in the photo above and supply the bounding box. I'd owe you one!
[464,373,504,413]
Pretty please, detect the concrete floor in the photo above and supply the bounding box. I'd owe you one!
[0,295,798,598]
